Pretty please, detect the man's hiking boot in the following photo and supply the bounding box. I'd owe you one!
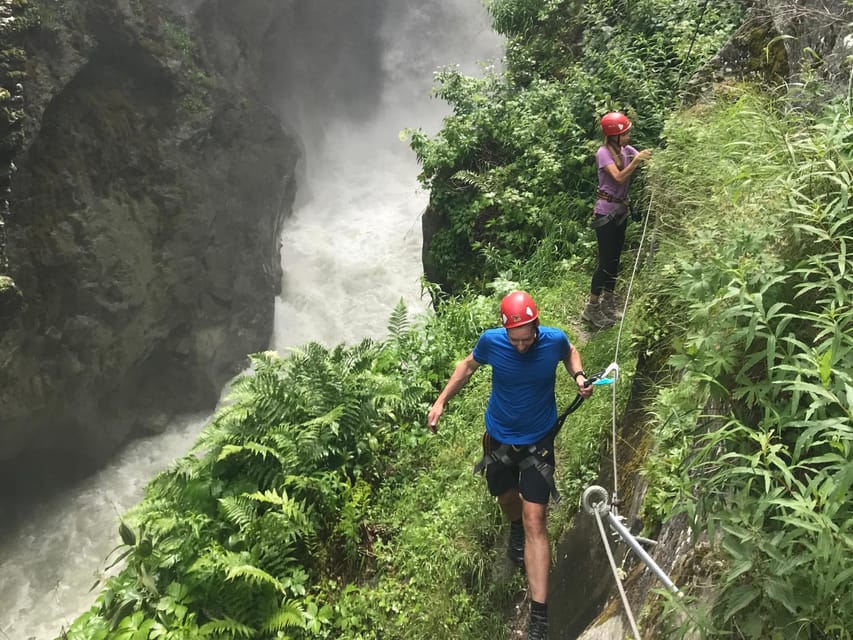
[581,296,614,329]
[528,612,548,640]
[508,519,525,565]
[600,290,624,321]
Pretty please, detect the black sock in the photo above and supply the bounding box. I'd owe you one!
[531,600,547,620]
[510,519,524,543]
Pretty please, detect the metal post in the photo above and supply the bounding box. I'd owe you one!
[605,510,679,594]
[582,485,680,595]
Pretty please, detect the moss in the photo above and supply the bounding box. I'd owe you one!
[744,22,789,82]
[0,274,23,328]
[163,18,197,60]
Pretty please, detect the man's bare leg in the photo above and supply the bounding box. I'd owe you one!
[498,489,522,521]
[522,499,549,602]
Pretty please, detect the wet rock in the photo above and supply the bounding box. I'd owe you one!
[0,0,298,480]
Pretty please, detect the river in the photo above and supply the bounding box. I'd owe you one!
[0,2,501,638]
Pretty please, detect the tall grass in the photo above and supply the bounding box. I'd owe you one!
[642,88,852,639]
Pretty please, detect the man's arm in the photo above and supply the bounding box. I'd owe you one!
[427,353,481,432]
[563,344,593,398]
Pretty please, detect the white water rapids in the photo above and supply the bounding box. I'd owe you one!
[0,3,501,639]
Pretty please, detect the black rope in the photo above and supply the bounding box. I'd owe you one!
[553,369,607,436]
[674,0,712,92]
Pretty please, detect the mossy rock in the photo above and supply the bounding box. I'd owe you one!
[0,274,23,329]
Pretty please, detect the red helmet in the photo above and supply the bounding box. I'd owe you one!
[601,112,632,137]
[500,291,539,328]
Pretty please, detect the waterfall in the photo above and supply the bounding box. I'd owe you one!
[0,3,501,638]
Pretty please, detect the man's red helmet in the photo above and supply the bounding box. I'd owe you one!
[501,291,539,328]
[601,112,632,136]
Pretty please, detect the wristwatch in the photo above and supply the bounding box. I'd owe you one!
[572,370,587,381]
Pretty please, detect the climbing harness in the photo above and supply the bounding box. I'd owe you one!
[472,366,618,503]
[595,189,628,204]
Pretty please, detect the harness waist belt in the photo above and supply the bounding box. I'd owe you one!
[473,439,561,503]
[596,189,627,203]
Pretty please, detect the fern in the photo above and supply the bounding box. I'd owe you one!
[198,617,256,638]
[386,298,410,341]
[225,562,289,594]
[262,599,307,632]
[219,496,257,530]
[450,168,496,193]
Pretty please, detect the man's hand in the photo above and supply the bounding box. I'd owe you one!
[577,376,594,398]
[427,402,444,433]
[427,354,480,434]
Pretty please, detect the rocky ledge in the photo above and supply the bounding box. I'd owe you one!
[0,0,299,485]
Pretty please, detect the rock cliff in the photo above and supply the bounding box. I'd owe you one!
[0,0,299,483]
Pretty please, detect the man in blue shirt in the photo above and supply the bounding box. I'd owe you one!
[428,291,593,640]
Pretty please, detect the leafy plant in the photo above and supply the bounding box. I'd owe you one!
[644,88,853,639]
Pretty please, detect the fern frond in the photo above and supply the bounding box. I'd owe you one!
[451,168,494,192]
[262,600,307,632]
[217,442,284,466]
[387,298,410,340]
[219,496,257,529]
[225,563,288,594]
[199,617,256,638]
[301,404,346,429]
[247,489,312,533]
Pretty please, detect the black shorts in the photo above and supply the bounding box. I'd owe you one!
[483,431,556,505]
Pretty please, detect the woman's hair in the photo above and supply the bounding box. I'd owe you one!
[605,135,624,170]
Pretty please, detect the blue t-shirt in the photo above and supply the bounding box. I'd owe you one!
[472,326,571,445]
[595,144,637,215]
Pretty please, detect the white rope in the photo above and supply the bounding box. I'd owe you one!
[614,191,656,364]
[608,191,657,508]
[593,506,642,639]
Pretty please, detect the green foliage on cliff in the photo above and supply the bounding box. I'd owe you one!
[407,0,742,293]
[65,299,517,639]
[640,89,852,639]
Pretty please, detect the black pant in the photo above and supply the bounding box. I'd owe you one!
[483,431,556,505]
[591,216,627,295]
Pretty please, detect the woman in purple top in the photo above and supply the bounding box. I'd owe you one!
[581,111,651,328]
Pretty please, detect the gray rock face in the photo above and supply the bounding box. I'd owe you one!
[765,0,853,91]
[0,0,298,475]
[683,0,853,104]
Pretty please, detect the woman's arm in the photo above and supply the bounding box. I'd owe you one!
[603,148,652,184]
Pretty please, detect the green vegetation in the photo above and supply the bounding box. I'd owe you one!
[406,0,742,292]
[642,90,852,639]
[66,300,516,639]
[62,0,852,639]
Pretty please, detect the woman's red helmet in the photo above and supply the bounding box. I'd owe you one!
[601,112,632,137]
[500,291,539,328]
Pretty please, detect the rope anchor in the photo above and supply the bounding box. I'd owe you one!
[582,485,680,595]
